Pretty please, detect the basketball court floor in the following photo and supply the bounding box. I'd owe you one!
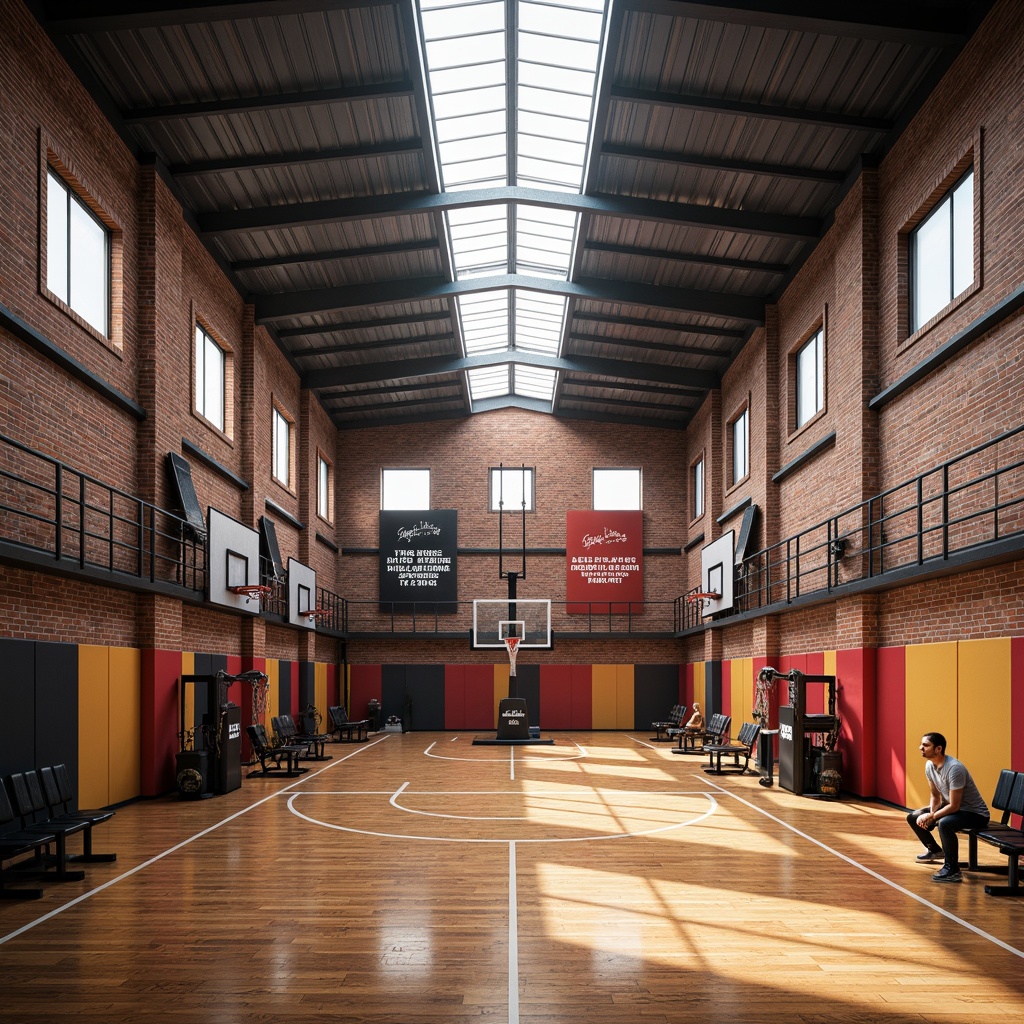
[2,732,1023,1023]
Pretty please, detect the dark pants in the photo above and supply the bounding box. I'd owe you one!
[907,806,989,870]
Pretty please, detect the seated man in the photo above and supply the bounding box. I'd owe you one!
[906,731,989,883]
[684,702,704,733]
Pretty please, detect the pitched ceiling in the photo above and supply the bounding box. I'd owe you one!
[35,0,993,430]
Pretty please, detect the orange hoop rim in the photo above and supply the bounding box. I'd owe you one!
[229,584,273,598]
[685,591,720,605]
[503,635,522,654]
[305,608,333,620]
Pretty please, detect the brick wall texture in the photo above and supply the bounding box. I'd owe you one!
[0,0,1021,666]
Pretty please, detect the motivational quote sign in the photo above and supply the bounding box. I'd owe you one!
[565,510,644,614]
[379,509,458,610]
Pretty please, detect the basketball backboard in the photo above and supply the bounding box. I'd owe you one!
[699,531,735,616]
[287,557,317,630]
[472,598,552,649]
[208,508,261,614]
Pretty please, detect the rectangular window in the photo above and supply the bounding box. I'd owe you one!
[795,327,824,428]
[46,168,110,336]
[382,468,430,510]
[490,466,534,511]
[272,406,291,487]
[692,457,705,519]
[593,468,641,510]
[195,324,225,431]
[317,455,332,522]
[731,409,749,486]
[911,167,974,332]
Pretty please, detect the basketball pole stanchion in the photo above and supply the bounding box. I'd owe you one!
[504,635,521,677]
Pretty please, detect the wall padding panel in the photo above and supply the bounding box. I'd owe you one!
[0,639,36,777]
[78,645,111,809]
[108,646,141,805]
[957,638,1011,799]
[35,641,78,774]
[875,646,907,806]
[591,665,618,729]
[905,641,957,810]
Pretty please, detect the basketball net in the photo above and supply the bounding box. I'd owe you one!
[503,635,521,677]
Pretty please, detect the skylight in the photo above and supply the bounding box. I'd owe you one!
[417,0,609,411]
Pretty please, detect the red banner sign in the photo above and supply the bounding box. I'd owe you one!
[566,510,644,614]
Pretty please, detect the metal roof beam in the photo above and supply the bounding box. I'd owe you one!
[43,2,394,34]
[256,273,765,323]
[584,240,788,275]
[571,312,745,340]
[123,81,414,124]
[568,332,729,360]
[275,311,451,340]
[233,239,439,273]
[170,140,425,179]
[599,143,845,185]
[609,85,893,133]
[325,393,466,414]
[561,376,705,399]
[320,380,455,401]
[614,1,970,46]
[302,350,720,390]
[197,185,821,241]
[291,331,456,359]
[554,406,687,431]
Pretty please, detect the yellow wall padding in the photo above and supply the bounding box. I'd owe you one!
[493,664,508,727]
[824,650,837,677]
[78,645,110,809]
[108,647,141,805]
[180,650,195,737]
[591,664,618,729]
[957,638,1012,800]
[615,664,635,729]
[730,658,754,725]
[905,641,958,809]
[265,660,279,722]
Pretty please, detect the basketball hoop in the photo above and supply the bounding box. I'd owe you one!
[304,608,332,623]
[685,591,720,615]
[503,635,521,677]
[229,584,273,605]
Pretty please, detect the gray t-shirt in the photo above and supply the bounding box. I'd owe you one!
[925,755,990,818]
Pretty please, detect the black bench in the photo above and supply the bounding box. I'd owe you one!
[273,714,331,761]
[328,706,371,742]
[672,712,731,755]
[704,721,761,775]
[246,724,307,777]
[974,772,1024,897]
[650,704,686,742]
[1,782,58,900]
[962,768,1019,871]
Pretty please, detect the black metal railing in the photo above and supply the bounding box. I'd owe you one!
[0,432,205,592]
[731,424,1024,616]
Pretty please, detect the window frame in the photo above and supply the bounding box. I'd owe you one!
[728,405,750,490]
[909,165,974,335]
[381,468,431,511]
[271,403,294,491]
[489,466,535,512]
[41,152,122,350]
[691,455,705,521]
[317,452,333,524]
[194,320,229,435]
[793,325,825,433]
[592,468,642,511]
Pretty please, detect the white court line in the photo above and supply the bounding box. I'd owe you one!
[702,776,1024,961]
[0,737,385,947]
[289,786,717,842]
[508,840,519,1024]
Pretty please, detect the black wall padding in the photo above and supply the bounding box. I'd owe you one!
[403,664,446,731]
[35,641,78,776]
[0,638,36,777]
[632,664,681,731]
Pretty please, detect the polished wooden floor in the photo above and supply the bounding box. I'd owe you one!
[2,732,1023,1024]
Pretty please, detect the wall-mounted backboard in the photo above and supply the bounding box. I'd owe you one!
[699,531,735,616]
[208,508,261,614]
[287,557,317,630]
